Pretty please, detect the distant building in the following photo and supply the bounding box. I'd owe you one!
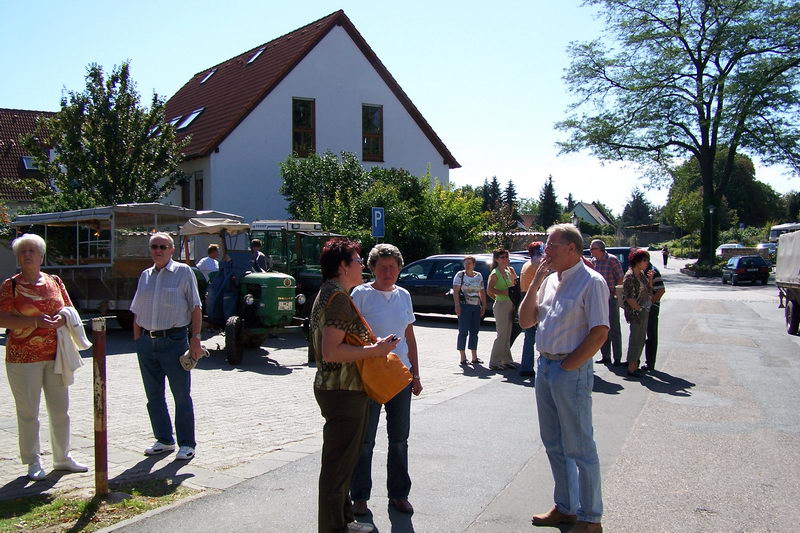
[0,108,53,214]
[163,10,459,222]
[570,201,614,227]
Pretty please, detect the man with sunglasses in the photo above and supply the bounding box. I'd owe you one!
[519,224,608,533]
[130,232,203,461]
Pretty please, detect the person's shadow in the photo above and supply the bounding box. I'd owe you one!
[639,369,695,397]
[593,374,624,394]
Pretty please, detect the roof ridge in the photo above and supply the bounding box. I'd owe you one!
[189,10,344,79]
[0,108,55,115]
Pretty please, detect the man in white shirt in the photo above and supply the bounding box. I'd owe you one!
[350,244,422,517]
[130,232,204,461]
[519,223,609,533]
[195,244,219,281]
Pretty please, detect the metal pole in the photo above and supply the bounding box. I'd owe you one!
[92,317,109,496]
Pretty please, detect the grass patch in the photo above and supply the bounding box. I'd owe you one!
[0,479,197,532]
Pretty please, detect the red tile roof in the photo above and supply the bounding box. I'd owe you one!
[0,108,53,202]
[165,10,460,168]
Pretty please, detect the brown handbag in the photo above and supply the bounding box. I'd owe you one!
[334,292,412,404]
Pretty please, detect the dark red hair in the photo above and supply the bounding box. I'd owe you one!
[527,241,543,255]
[320,238,362,280]
[628,248,650,269]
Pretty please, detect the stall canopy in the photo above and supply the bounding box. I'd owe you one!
[179,218,250,236]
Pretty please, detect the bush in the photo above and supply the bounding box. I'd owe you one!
[683,261,722,276]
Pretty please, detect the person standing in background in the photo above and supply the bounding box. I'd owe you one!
[519,241,543,377]
[487,249,518,371]
[589,240,624,366]
[250,239,271,272]
[195,244,219,281]
[453,256,486,366]
[643,263,665,372]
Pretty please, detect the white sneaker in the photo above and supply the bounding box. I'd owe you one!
[54,457,88,473]
[347,521,374,533]
[144,441,176,455]
[176,446,195,460]
[27,462,47,481]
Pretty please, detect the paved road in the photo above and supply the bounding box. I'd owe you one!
[2,258,799,532]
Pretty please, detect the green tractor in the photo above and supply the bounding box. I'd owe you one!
[249,220,341,320]
[180,218,306,365]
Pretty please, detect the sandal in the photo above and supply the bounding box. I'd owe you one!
[460,360,469,366]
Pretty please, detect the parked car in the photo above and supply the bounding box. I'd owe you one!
[397,254,526,315]
[756,242,778,260]
[721,255,770,285]
[582,246,633,272]
[715,243,744,258]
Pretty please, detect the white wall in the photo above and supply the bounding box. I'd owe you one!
[208,25,451,223]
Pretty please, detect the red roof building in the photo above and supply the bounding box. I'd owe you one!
[0,108,53,208]
[163,10,459,222]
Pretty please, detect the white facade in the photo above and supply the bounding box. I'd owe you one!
[164,26,450,223]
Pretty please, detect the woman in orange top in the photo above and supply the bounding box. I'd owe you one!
[0,234,87,481]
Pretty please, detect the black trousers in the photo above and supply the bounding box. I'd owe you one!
[645,302,660,369]
[315,388,369,533]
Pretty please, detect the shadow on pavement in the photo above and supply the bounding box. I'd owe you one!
[0,471,64,500]
[593,374,624,395]
[111,454,194,487]
[196,349,294,376]
[640,370,695,397]
[459,363,494,380]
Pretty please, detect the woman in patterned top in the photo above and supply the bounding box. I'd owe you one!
[310,238,399,533]
[452,255,486,365]
[0,234,88,481]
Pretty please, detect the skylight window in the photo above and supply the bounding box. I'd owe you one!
[21,156,39,170]
[200,69,216,84]
[177,108,204,130]
[247,47,265,64]
[168,116,182,126]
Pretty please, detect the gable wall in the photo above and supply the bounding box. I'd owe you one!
[206,25,450,223]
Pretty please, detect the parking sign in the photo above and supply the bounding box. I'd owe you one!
[372,207,385,238]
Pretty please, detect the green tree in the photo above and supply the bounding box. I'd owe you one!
[620,188,654,227]
[558,0,800,264]
[564,193,576,212]
[538,175,561,229]
[22,62,187,211]
[481,177,502,212]
[503,179,522,223]
[517,197,539,215]
[784,191,800,220]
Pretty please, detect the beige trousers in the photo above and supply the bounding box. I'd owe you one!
[490,300,515,367]
[6,360,72,466]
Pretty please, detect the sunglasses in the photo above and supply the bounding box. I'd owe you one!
[351,257,364,264]
[150,244,170,250]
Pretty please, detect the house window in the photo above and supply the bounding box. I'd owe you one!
[292,98,315,157]
[21,156,39,170]
[194,172,204,210]
[180,179,190,208]
[200,69,216,84]
[177,108,204,130]
[362,105,383,162]
[248,48,265,64]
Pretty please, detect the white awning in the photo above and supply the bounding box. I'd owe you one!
[179,218,250,236]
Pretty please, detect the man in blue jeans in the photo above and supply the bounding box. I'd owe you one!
[519,224,609,533]
[131,232,204,461]
[350,244,422,516]
[519,241,543,377]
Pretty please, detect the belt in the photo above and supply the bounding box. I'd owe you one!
[540,351,570,361]
[142,326,186,338]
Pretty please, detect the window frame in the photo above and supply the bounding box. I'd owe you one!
[292,98,316,158]
[362,104,384,162]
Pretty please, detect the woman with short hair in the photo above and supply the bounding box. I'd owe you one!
[452,255,486,365]
[487,248,518,371]
[622,248,654,378]
[0,234,88,481]
[311,238,399,533]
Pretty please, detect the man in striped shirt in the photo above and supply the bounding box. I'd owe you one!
[589,240,624,366]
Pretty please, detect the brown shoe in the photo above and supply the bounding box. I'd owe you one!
[389,498,414,514]
[352,500,369,516]
[531,506,577,526]
[567,521,603,533]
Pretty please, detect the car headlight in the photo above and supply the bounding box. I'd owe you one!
[296,293,307,306]
[244,294,255,306]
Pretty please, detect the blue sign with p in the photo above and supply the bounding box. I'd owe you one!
[372,207,385,238]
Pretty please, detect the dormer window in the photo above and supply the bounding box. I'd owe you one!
[21,156,39,170]
[200,69,216,84]
[248,48,265,64]
[177,108,204,130]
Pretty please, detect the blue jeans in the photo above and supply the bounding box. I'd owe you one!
[520,325,537,373]
[136,329,195,448]
[601,295,622,363]
[535,357,603,522]
[351,383,412,501]
[456,304,481,351]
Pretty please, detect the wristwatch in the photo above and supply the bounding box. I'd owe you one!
[193,333,201,340]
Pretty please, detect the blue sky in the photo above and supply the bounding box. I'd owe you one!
[1,0,795,214]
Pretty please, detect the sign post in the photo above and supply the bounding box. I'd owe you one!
[371,207,385,239]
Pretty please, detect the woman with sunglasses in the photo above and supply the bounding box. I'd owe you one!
[487,248,518,371]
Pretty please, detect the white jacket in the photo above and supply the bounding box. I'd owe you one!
[55,307,91,386]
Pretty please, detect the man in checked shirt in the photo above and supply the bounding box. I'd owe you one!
[130,232,204,461]
[520,223,608,533]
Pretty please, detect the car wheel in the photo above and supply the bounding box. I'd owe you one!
[762,278,768,285]
[225,316,244,365]
[722,275,727,285]
[787,301,800,335]
[732,275,738,286]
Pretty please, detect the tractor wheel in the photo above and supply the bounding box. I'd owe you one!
[115,311,134,331]
[786,301,800,336]
[225,316,244,365]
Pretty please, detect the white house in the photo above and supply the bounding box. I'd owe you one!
[163,10,460,222]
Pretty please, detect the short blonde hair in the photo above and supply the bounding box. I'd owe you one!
[368,243,404,270]
[149,232,174,248]
[12,233,46,257]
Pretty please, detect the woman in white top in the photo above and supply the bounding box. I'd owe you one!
[452,256,487,365]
